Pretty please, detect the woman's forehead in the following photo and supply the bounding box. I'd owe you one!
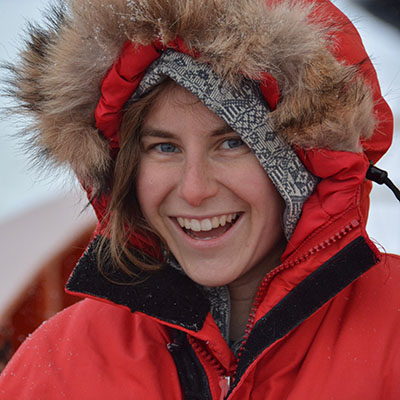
[144,85,234,134]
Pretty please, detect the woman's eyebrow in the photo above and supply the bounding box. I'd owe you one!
[211,125,236,136]
[141,129,176,139]
[141,124,235,138]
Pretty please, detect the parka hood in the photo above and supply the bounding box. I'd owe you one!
[3,0,393,245]
[1,4,397,396]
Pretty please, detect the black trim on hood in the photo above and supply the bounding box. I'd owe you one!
[230,235,379,394]
[66,236,210,331]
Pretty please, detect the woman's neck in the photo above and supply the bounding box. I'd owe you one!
[228,281,259,341]
[228,241,285,342]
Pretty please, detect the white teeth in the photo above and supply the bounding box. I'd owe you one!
[211,217,219,228]
[200,219,213,231]
[184,218,191,230]
[190,219,201,232]
[176,213,239,232]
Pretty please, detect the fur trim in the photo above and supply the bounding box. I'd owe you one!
[3,0,375,189]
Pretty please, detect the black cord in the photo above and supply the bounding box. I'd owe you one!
[366,163,400,202]
[384,177,400,202]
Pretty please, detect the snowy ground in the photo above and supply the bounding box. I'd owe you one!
[0,0,399,252]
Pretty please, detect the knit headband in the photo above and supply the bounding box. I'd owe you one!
[95,44,318,238]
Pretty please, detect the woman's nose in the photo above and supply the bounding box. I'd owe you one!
[178,157,218,207]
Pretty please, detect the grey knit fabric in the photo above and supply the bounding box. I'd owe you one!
[134,49,318,238]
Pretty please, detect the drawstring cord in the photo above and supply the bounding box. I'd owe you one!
[367,163,400,202]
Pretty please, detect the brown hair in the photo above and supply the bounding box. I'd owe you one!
[97,79,178,277]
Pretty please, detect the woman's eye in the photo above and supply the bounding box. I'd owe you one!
[221,138,245,149]
[154,143,179,153]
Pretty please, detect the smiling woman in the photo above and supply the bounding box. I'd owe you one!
[1,0,400,399]
[137,85,285,290]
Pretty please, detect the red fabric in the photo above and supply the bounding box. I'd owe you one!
[259,71,280,110]
[1,251,399,399]
[95,42,160,149]
[283,148,371,258]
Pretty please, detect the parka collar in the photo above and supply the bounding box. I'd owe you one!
[66,229,379,337]
[66,236,211,332]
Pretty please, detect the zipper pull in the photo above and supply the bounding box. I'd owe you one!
[219,376,231,399]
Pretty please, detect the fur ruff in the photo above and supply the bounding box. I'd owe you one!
[4,0,375,190]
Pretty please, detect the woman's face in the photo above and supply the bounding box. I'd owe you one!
[137,86,285,287]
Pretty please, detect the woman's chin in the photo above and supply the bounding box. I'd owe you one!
[178,259,242,287]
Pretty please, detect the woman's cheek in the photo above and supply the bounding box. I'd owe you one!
[136,159,173,218]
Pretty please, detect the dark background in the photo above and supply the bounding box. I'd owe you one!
[357,0,400,29]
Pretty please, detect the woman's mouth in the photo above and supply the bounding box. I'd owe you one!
[175,213,241,240]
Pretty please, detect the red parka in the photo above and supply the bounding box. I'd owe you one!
[1,0,399,399]
[1,212,400,399]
